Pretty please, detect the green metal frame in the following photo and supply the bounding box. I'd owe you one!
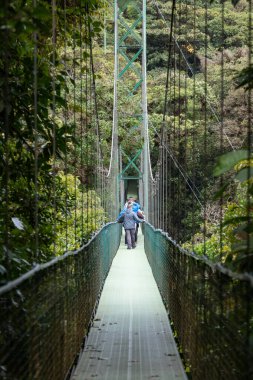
[116,0,144,182]
[118,148,143,180]
[113,0,149,216]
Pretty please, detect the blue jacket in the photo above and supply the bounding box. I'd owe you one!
[132,202,140,213]
[117,202,141,220]
[123,209,143,229]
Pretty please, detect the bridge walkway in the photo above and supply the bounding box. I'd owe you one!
[71,231,187,380]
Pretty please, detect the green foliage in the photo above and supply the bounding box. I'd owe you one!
[236,64,253,90]
[213,150,250,176]
[207,6,248,48]
[0,169,105,281]
[0,0,105,282]
[94,0,249,248]
[184,150,253,272]
[1,0,251,281]
[51,173,106,255]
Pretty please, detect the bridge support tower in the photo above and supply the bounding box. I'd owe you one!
[111,0,151,219]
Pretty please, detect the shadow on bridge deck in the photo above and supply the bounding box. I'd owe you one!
[71,230,187,380]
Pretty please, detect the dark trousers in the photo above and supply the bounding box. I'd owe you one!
[125,229,136,248]
[125,224,139,244]
[125,223,139,244]
[135,223,139,242]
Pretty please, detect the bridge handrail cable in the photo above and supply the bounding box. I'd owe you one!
[0,223,122,380]
[144,222,253,380]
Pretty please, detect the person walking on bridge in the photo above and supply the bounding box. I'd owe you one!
[118,197,144,243]
[118,201,144,250]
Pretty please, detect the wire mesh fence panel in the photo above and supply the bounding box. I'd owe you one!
[144,222,253,380]
[0,222,121,380]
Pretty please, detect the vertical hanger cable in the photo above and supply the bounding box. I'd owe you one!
[80,5,84,240]
[73,1,77,248]
[246,0,252,262]
[52,0,57,254]
[219,0,225,258]
[203,0,208,254]
[33,0,39,258]
[64,0,68,250]
[3,0,10,275]
[191,0,196,249]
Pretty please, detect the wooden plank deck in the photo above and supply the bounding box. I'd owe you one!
[71,231,187,380]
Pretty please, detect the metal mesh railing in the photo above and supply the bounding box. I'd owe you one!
[0,222,121,380]
[144,223,253,380]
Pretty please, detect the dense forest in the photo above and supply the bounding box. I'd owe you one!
[95,0,252,271]
[0,0,107,281]
[0,0,252,282]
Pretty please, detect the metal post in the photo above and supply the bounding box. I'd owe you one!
[142,0,149,220]
[119,148,125,208]
[112,0,119,218]
[111,0,150,218]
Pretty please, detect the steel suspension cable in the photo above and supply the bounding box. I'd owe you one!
[80,9,84,240]
[168,64,173,232]
[87,5,92,238]
[85,6,89,239]
[107,0,118,180]
[52,0,57,255]
[172,16,176,237]
[150,122,203,207]
[73,2,77,248]
[150,0,211,230]
[152,0,235,151]
[203,0,208,255]
[182,0,188,240]
[161,0,177,230]
[64,0,68,251]
[33,0,39,258]
[89,31,103,162]
[162,0,176,124]
[247,0,252,264]
[191,0,197,249]
[88,14,104,225]
[177,0,182,240]
[3,0,10,276]
[88,24,96,231]
[219,0,225,259]
[217,2,225,365]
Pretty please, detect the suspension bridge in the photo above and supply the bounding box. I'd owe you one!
[0,0,252,379]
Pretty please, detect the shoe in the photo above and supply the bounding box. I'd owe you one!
[127,247,132,250]
[132,245,136,249]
